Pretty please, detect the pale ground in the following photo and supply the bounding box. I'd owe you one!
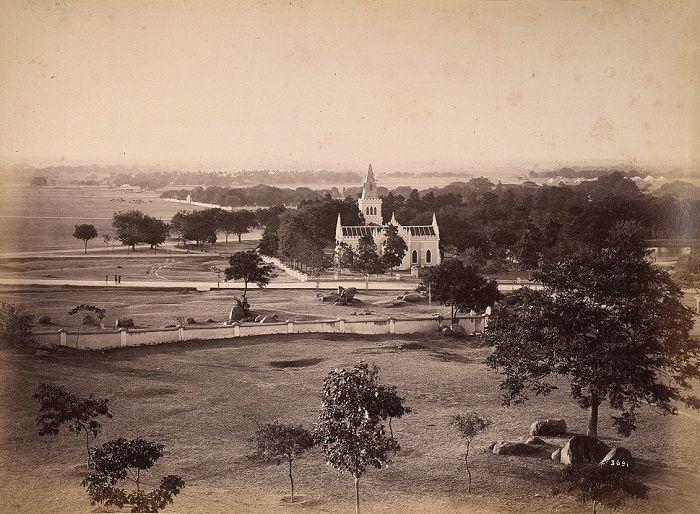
[0,333,698,513]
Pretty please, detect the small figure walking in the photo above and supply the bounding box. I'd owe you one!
[105,274,108,285]
[118,275,122,284]
[114,274,118,284]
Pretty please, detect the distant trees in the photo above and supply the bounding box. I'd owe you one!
[0,301,33,342]
[30,175,48,186]
[83,438,185,512]
[73,224,98,254]
[315,362,399,514]
[485,231,700,438]
[335,241,355,273]
[112,211,170,251]
[421,259,501,323]
[381,225,407,271]
[451,413,492,493]
[33,383,112,466]
[673,246,700,289]
[224,250,274,298]
[220,210,257,243]
[251,423,315,502]
[170,210,216,247]
[352,234,386,276]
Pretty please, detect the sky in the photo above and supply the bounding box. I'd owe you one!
[0,0,698,172]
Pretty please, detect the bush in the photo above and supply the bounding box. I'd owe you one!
[0,301,33,342]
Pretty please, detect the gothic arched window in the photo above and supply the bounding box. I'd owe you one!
[366,207,370,215]
[412,250,418,264]
[426,249,432,263]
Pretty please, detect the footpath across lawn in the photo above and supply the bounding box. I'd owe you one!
[1,333,698,513]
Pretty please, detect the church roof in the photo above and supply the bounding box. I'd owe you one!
[405,226,436,236]
[341,226,383,237]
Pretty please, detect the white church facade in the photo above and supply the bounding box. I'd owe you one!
[335,165,441,271]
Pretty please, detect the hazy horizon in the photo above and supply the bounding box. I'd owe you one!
[1,0,698,173]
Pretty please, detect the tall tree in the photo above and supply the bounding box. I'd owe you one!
[69,304,106,348]
[314,362,399,514]
[140,218,169,253]
[421,259,501,324]
[73,224,98,254]
[251,423,315,502]
[352,234,386,276]
[228,210,257,243]
[381,225,408,271]
[485,229,700,438]
[33,383,112,466]
[224,250,274,298]
[112,211,147,250]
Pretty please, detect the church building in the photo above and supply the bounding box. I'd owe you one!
[335,165,441,271]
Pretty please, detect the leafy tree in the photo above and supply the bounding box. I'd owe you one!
[112,211,147,250]
[227,210,257,242]
[170,210,217,247]
[450,413,492,493]
[0,301,33,342]
[336,241,355,273]
[82,438,185,512]
[381,225,408,270]
[557,464,648,514]
[421,259,501,324]
[251,423,315,502]
[33,383,112,466]
[352,234,387,276]
[379,386,412,441]
[314,362,398,514]
[485,232,700,438]
[673,246,700,290]
[140,218,169,252]
[102,234,115,252]
[258,227,280,257]
[69,304,106,348]
[224,250,274,298]
[73,224,98,254]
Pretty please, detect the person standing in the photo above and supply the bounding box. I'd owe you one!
[114,274,118,284]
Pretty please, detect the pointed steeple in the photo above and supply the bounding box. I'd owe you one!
[361,163,378,200]
[367,163,374,181]
[335,212,342,239]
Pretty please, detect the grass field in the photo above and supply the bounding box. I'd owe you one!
[1,333,698,513]
[0,287,453,329]
[0,186,215,253]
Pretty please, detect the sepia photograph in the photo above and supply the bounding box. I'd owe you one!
[0,0,698,512]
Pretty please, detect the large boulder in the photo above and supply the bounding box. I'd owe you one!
[599,447,634,470]
[450,323,466,335]
[186,317,197,325]
[551,448,562,461]
[116,318,135,329]
[401,293,423,303]
[560,435,611,466]
[530,419,567,436]
[321,293,339,302]
[526,436,548,446]
[492,441,542,456]
[259,315,280,324]
[228,304,246,322]
[254,315,265,322]
[37,315,51,325]
[336,287,357,305]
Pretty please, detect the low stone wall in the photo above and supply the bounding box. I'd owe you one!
[36,314,487,350]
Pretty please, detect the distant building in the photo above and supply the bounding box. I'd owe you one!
[118,184,142,193]
[335,164,441,271]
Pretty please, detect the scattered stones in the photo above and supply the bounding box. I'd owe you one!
[334,286,357,306]
[321,293,339,302]
[551,448,562,461]
[37,315,51,325]
[441,327,454,336]
[485,441,496,453]
[115,318,135,329]
[165,324,177,328]
[254,315,265,322]
[530,419,567,436]
[205,318,215,323]
[526,436,548,446]
[492,440,542,456]
[559,435,611,466]
[599,447,633,470]
[259,315,280,324]
[186,317,197,325]
[352,310,373,316]
[401,292,423,303]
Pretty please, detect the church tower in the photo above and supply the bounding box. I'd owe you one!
[357,164,383,225]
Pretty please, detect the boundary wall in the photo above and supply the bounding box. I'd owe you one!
[35,315,487,350]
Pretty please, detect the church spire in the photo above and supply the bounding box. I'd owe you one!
[361,163,378,200]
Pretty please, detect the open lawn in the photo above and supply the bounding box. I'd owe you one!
[1,333,698,513]
[0,287,452,330]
